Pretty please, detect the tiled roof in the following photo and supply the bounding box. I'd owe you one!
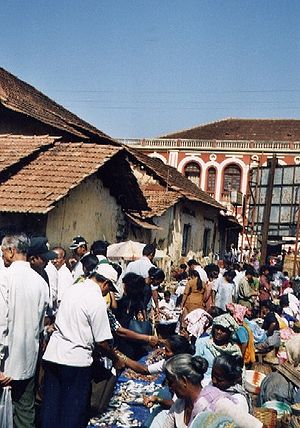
[160,118,300,141]
[127,148,223,210]
[0,134,58,174]
[0,67,118,144]
[141,185,181,217]
[0,143,122,213]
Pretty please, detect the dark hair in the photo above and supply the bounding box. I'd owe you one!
[180,263,187,270]
[280,294,289,308]
[142,244,156,257]
[187,259,198,267]
[111,262,122,279]
[165,354,208,385]
[164,290,171,298]
[90,240,109,257]
[148,267,165,282]
[123,272,145,298]
[245,267,255,276]
[167,335,195,355]
[81,254,98,276]
[208,306,225,318]
[189,269,203,290]
[260,299,273,311]
[259,265,270,276]
[223,269,236,282]
[212,354,243,384]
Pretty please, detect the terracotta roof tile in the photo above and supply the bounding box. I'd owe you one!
[160,118,300,141]
[0,134,58,173]
[0,143,121,213]
[0,67,118,144]
[141,186,181,217]
[127,148,222,210]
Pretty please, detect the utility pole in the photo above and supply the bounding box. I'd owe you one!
[260,155,277,264]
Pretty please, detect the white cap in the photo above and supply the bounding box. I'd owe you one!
[95,263,118,291]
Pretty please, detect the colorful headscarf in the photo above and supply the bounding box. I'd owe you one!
[212,313,239,333]
[190,411,237,428]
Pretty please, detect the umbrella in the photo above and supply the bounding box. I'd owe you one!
[107,240,165,260]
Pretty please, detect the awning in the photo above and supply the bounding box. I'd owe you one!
[125,212,162,230]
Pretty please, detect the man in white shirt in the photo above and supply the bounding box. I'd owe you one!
[41,262,123,428]
[68,235,89,281]
[0,233,49,428]
[125,243,156,278]
[52,246,74,304]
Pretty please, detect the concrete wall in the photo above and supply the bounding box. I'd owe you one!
[150,201,220,262]
[46,174,125,251]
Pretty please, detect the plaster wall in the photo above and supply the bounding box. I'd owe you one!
[46,175,124,251]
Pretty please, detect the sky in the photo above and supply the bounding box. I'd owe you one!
[1,0,300,138]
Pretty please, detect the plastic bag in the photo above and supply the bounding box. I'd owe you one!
[0,387,13,428]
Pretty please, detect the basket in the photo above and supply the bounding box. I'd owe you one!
[253,408,277,428]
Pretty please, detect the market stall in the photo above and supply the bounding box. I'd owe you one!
[88,351,165,428]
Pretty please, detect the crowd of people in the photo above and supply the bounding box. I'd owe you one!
[0,233,299,428]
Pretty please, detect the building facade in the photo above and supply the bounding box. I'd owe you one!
[120,118,300,223]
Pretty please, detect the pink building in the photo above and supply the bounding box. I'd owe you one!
[120,118,300,223]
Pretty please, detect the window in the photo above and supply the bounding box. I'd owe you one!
[207,167,216,193]
[181,224,191,256]
[203,228,211,256]
[184,162,201,187]
[223,164,241,192]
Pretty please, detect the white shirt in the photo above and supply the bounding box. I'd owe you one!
[194,265,208,284]
[71,260,84,281]
[43,279,112,367]
[0,261,49,380]
[148,359,165,374]
[57,263,74,302]
[213,277,234,311]
[125,256,155,278]
[159,299,175,311]
[45,261,58,307]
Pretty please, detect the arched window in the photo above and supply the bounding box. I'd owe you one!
[184,162,201,187]
[223,164,241,192]
[207,167,216,194]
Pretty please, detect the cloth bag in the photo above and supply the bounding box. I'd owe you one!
[0,387,13,428]
[128,318,152,336]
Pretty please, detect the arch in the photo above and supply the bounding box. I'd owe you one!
[219,157,248,195]
[223,163,242,192]
[184,161,201,187]
[148,152,167,164]
[178,156,206,188]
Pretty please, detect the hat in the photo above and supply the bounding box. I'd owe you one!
[69,236,88,250]
[28,237,57,261]
[95,263,119,292]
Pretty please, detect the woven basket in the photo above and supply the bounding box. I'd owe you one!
[253,408,277,428]
[281,414,300,428]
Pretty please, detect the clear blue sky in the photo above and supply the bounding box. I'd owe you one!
[1,0,300,138]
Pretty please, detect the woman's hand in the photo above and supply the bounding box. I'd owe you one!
[143,395,162,407]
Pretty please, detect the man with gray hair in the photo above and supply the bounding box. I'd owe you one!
[0,233,49,428]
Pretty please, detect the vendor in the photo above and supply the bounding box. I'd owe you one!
[256,300,281,351]
[195,313,241,384]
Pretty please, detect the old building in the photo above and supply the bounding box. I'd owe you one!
[120,118,300,222]
[0,67,230,259]
[0,137,150,248]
